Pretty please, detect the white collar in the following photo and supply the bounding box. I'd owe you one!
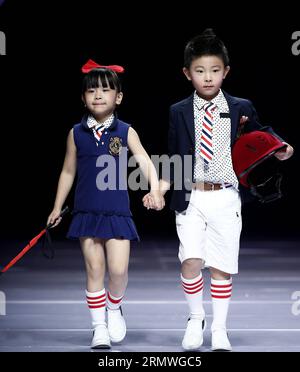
[87,114,114,130]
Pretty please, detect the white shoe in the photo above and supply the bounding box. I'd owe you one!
[211,328,232,351]
[107,306,126,343]
[182,317,206,351]
[91,324,111,349]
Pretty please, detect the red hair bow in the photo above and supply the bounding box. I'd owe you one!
[82,59,125,73]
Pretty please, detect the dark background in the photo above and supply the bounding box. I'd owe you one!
[0,2,299,243]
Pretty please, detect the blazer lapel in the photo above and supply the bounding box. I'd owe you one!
[223,91,240,146]
[181,94,195,146]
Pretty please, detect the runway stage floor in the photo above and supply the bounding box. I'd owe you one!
[1,238,300,352]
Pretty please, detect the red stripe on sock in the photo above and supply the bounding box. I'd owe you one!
[211,284,232,289]
[211,289,232,294]
[184,285,204,295]
[87,299,106,305]
[107,292,123,304]
[182,277,203,287]
[183,282,203,292]
[182,279,203,291]
[86,293,106,300]
[88,303,106,309]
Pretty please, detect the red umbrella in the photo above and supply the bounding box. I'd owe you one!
[0,206,69,275]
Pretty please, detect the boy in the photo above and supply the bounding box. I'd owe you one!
[144,29,293,351]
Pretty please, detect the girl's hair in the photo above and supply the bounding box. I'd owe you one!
[82,68,122,94]
[184,28,230,68]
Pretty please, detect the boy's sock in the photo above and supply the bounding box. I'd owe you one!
[181,272,205,319]
[210,277,232,330]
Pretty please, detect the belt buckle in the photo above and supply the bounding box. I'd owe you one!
[206,182,214,191]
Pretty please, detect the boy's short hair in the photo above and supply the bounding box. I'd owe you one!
[184,28,230,68]
[82,68,122,94]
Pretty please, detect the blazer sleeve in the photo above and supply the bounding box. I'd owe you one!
[164,107,177,183]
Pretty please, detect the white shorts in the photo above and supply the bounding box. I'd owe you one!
[176,187,242,274]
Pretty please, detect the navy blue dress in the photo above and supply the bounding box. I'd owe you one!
[67,115,139,241]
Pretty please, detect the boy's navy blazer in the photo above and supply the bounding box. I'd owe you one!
[167,90,282,212]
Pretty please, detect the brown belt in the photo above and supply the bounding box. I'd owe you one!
[192,182,223,191]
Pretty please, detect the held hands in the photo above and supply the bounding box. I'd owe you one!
[47,209,62,228]
[142,191,165,211]
[274,143,294,161]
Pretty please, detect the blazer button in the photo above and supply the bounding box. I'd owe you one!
[189,147,193,154]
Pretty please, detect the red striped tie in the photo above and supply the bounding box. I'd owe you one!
[200,102,217,164]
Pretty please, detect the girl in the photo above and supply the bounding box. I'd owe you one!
[47,59,164,349]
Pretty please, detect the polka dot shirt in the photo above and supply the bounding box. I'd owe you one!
[193,90,239,190]
[87,114,114,145]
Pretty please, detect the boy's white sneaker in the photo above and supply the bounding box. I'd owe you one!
[91,324,111,349]
[107,306,126,343]
[182,317,206,351]
[211,328,232,351]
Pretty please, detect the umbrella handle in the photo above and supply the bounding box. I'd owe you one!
[46,206,69,229]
